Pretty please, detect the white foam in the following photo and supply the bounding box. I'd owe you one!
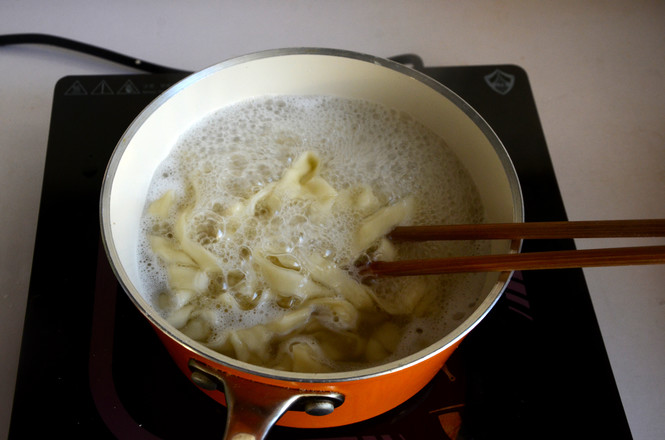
[137,95,488,369]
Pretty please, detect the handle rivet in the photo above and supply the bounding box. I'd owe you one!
[303,398,336,416]
[191,371,218,391]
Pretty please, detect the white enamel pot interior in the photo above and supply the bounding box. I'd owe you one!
[100,48,523,440]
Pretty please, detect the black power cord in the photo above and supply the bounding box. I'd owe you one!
[0,33,191,74]
[1,33,425,74]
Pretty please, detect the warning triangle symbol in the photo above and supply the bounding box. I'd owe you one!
[91,80,114,95]
[64,80,88,96]
[117,80,141,95]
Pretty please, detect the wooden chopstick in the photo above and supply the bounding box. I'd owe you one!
[388,219,665,241]
[362,245,665,277]
[361,219,665,277]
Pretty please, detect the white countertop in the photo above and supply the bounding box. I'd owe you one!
[1,2,664,439]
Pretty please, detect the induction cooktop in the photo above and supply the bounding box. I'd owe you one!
[9,55,632,439]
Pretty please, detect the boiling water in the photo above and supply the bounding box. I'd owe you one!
[138,95,488,371]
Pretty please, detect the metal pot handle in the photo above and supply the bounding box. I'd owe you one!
[188,359,345,440]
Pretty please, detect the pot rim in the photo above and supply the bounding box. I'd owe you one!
[100,47,524,383]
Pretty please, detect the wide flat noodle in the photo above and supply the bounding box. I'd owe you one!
[352,196,414,255]
[146,151,423,372]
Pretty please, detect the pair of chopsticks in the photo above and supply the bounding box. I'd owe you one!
[361,219,665,277]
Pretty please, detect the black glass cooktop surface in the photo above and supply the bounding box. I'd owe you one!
[9,56,632,439]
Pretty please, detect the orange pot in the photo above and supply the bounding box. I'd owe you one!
[101,48,522,440]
